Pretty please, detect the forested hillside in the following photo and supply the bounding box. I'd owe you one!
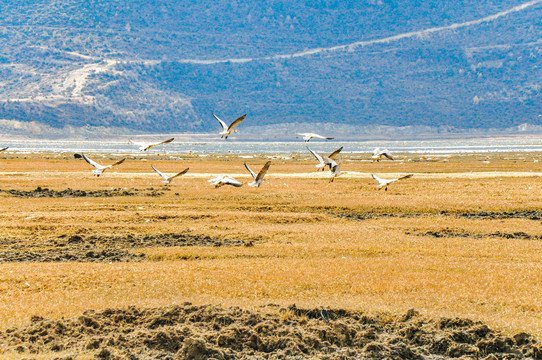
[0,0,541,136]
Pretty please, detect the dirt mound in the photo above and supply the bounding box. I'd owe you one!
[3,186,165,198]
[412,229,541,240]
[0,304,540,359]
[0,233,252,263]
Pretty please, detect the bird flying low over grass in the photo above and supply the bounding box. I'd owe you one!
[0,147,8,152]
[129,138,174,151]
[371,173,413,191]
[244,161,271,187]
[372,148,394,161]
[327,157,342,182]
[307,146,343,171]
[208,175,243,188]
[213,113,246,139]
[82,154,126,177]
[297,133,334,142]
[151,165,189,184]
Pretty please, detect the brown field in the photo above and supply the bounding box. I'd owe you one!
[0,151,541,358]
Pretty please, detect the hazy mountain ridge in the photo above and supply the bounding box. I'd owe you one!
[0,0,541,136]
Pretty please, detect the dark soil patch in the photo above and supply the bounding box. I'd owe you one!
[332,212,423,221]
[3,186,166,198]
[412,229,542,240]
[444,210,542,221]
[333,210,542,222]
[0,304,539,359]
[0,233,252,263]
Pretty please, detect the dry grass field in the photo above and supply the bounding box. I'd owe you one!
[0,151,541,358]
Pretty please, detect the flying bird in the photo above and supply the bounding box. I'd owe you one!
[208,176,243,188]
[82,154,126,177]
[307,146,343,171]
[372,148,394,161]
[371,173,413,191]
[0,147,8,152]
[244,161,271,187]
[129,138,174,151]
[297,133,334,142]
[213,113,246,139]
[151,165,189,184]
[327,157,342,182]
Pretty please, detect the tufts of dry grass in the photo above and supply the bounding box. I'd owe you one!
[0,153,541,338]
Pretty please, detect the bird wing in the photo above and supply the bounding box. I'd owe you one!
[372,148,380,156]
[0,147,8,152]
[322,156,337,168]
[82,154,103,169]
[111,158,126,167]
[156,137,174,146]
[212,113,229,131]
[398,174,413,181]
[307,146,324,163]
[227,114,246,131]
[244,163,257,180]
[208,176,222,183]
[224,176,243,187]
[371,174,386,185]
[311,133,333,140]
[151,165,169,180]
[144,138,174,150]
[382,151,394,160]
[255,161,271,182]
[169,167,189,180]
[328,146,343,159]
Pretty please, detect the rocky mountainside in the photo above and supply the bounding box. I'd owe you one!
[0,0,541,137]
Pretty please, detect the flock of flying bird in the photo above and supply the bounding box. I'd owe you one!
[0,113,413,190]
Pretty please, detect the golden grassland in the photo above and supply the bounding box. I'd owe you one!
[0,152,541,338]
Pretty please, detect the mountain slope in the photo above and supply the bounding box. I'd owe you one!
[0,0,541,135]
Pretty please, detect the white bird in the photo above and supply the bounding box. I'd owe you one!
[307,146,343,171]
[129,138,174,151]
[208,176,243,188]
[151,165,189,184]
[244,161,271,187]
[371,173,413,191]
[297,133,334,142]
[82,154,126,177]
[0,147,8,152]
[327,157,342,182]
[372,148,394,161]
[213,113,246,139]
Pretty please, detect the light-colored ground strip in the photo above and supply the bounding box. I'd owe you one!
[1,171,541,179]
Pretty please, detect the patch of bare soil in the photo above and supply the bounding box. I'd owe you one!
[411,229,542,240]
[2,187,166,198]
[332,212,423,221]
[0,304,540,359]
[333,210,542,222]
[445,210,542,221]
[0,234,252,263]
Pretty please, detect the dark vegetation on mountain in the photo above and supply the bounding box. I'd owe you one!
[0,0,540,134]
